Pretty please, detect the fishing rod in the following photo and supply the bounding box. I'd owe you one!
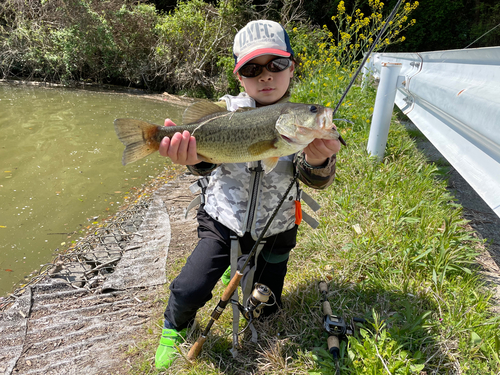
[319,281,366,375]
[331,0,405,120]
[187,169,300,360]
[186,0,405,361]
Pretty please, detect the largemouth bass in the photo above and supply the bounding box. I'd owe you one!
[114,101,340,173]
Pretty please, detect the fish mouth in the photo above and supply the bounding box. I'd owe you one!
[281,134,309,147]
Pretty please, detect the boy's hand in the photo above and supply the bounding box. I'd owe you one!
[303,138,341,166]
[159,119,201,165]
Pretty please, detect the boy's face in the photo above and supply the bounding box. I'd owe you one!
[237,54,294,106]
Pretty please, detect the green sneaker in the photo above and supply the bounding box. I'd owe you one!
[221,266,231,286]
[155,328,187,370]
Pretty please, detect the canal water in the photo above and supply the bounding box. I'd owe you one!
[0,83,186,296]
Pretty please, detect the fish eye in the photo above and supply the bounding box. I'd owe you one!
[309,105,318,113]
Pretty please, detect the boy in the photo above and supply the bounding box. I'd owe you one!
[155,20,341,369]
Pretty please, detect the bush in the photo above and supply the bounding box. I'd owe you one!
[0,0,159,85]
[0,0,327,96]
[149,0,236,96]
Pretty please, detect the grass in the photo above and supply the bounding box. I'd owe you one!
[124,64,500,375]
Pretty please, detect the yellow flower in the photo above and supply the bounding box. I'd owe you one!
[338,1,346,13]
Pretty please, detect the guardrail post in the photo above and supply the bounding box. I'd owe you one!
[367,62,402,160]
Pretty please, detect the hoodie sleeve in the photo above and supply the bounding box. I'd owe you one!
[294,152,336,190]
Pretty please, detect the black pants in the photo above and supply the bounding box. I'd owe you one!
[163,207,297,330]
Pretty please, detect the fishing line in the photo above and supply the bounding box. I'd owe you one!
[187,0,406,360]
[330,0,405,118]
[240,0,406,323]
[251,0,406,321]
[463,21,500,49]
[254,0,406,277]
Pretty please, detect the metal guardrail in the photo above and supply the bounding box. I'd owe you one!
[364,47,500,218]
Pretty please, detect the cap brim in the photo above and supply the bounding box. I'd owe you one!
[233,49,291,73]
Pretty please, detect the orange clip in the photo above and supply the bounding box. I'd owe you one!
[294,200,302,225]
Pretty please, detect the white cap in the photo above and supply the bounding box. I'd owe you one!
[233,20,294,73]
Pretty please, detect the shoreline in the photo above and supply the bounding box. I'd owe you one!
[0,78,198,105]
[0,170,199,374]
[0,79,194,301]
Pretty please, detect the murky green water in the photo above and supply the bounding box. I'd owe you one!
[0,83,186,295]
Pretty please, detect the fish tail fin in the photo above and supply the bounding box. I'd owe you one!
[114,119,160,165]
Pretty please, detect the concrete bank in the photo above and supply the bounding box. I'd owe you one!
[0,173,198,375]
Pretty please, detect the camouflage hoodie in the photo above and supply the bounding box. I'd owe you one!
[188,92,337,240]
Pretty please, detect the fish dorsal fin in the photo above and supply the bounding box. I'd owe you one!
[182,101,228,124]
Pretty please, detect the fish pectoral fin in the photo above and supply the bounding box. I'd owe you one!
[262,157,280,174]
[197,154,213,163]
[247,139,278,156]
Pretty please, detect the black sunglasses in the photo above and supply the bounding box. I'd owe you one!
[238,57,292,78]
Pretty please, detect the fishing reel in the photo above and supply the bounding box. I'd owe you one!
[324,314,366,339]
[324,314,366,338]
[324,314,353,338]
[319,280,366,371]
[231,283,276,333]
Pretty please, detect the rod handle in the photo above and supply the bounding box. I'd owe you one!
[323,301,333,316]
[221,271,243,301]
[319,281,328,293]
[187,335,206,361]
[327,335,340,356]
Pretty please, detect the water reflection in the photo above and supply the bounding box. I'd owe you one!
[0,83,187,295]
